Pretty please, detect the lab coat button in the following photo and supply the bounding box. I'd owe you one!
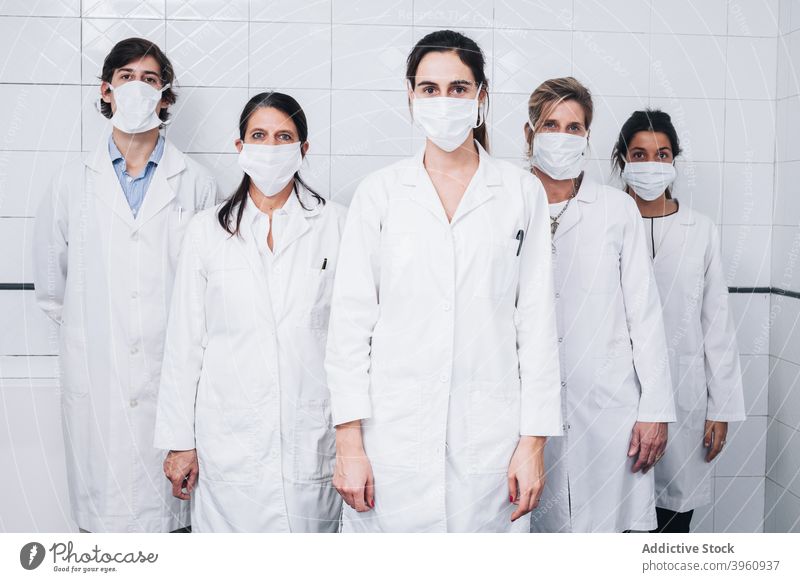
[131,291,138,299]
[443,302,451,311]
[130,345,139,355]
[439,374,449,383]
[129,399,138,408]
[555,292,560,299]
[558,337,563,343]
[560,381,566,388]
[274,266,282,274]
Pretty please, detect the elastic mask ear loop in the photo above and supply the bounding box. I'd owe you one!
[474,82,485,128]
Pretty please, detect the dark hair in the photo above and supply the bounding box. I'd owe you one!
[612,109,682,198]
[99,37,176,123]
[406,30,490,152]
[218,92,325,237]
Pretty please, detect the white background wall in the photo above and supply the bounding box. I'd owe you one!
[0,0,793,532]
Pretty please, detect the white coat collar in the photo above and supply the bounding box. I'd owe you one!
[399,140,501,226]
[550,175,599,242]
[84,132,185,230]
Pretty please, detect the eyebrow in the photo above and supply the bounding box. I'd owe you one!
[117,67,161,76]
[416,79,475,87]
[248,127,296,135]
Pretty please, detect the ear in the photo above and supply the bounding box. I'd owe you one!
[100,82,112,104]
[301,141,310,156]
[234,139,243,153]
[406,78,415,101]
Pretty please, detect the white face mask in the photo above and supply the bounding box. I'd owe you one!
[107,80,170,134]
[238,142,303,197]
[530,127,588,180]
[411,82,484,152]
[621,161,677,201]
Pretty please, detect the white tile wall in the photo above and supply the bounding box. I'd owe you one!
[0,0,787,533]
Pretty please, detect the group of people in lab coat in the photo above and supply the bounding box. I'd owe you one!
[32,31,745,535]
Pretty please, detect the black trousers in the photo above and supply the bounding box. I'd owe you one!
[651,507,694,533]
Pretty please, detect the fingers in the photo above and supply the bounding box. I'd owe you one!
[508,474,517,504]
[627,427,641,458]
[511,483,532,521]
[703,420,714,449]
[186,464,198,493]
[365,470,375,510]
[705,422,728,462]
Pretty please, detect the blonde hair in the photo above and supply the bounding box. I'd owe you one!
[526,77,593,157]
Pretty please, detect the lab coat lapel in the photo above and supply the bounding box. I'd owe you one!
[402,149,449,226]
[273,189,319,259]
[450,143,498,226]
[551,174,596,243]
[133,139,183,231]
[654,202,693,262]
[85,142,136,229]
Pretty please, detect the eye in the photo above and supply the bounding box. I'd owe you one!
[632,152,644,159]
[451,86,467,95]
[120,73,131,80]
[422,86,436,94]
[659,152,670,159]
[251,131,265,140]
[568,124,581,132]
[277,133,292,141]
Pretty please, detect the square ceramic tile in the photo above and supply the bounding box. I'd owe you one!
[332,24,411,91]
[0,84,81,152]
[412,26,493,74]
[573,0,651,33]
[713,476,765,532]
[0,0,79,17]
[726,36,778,100]
[651,0,728,35]
[766,420,800,497]
[167,86,248,153]
[166,0,248,20]
[494,29,572,94]
[777,30,800,99]
[81,84,112,152]
[771,225,800,292]
[672,161,724,224]
[332,0,411,25]
[649,98,726,163]
[776,96,800,162]
[691,500,715,532]
[725,100,776,164]
[722,162,774,225]
[494,0,572,31]
[769,293,800,364]
[331,90,414,156]
[741,355,769,416]
[250,22,332,89]
[81,0,164,19]
[773,161,800,225]
[721,224,772,287]
[330,154,405,205]
[0,218,32,283]
[586,95,650,163]
[187,153,241,199]
[81,18,166,85]
[0,291,57,355]
[0,151,81,217]
[729,293,770,356]
[715,416,768,477]
[413,0,492,28]
[768,357,800,427]
[0,16,80,84]
[167,20,248,87]
[765,480,800,532]
[650,34,727,99]
[251,0,332,23]
[573,32,650,97]
[728,0,780,36]
[491,92,534,160]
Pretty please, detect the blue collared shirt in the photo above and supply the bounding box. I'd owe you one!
[108,134,165,218]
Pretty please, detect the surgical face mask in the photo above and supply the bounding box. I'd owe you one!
[107,80,170,134]
[411,83,484,152]
[530,127,588,180]
[238,142,303,197]
[621,161,677,201]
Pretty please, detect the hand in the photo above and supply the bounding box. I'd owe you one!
[628,422,668,474]
[333,420,375,512]
[704,420,728,462]
[507,436,547,521]
[164,449,198,500]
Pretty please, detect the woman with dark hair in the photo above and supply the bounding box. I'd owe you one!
[154,92,345,532]
[613,109,746,533]
[325,30,562,532]
[524,79,675,533]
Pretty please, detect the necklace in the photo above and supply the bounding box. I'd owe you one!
[550,195,574,237]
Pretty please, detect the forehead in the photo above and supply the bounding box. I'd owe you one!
[414,50,475,83]
[245,106,298,132]
[542,99,585,124]
[115,55,161,75]
[629,130,672,149]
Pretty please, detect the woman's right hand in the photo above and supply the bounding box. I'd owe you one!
[333,420,374,512]
[164,449,199,500]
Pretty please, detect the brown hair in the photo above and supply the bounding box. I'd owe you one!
[99,37,177,123]
[525,77,593,157]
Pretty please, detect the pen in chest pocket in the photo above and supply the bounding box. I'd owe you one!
[321,258,327,270]
[516,229,524,256]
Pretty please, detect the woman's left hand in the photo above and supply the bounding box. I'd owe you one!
[628,421,668,474]
[704,420,729,462]
[507,435,547,522]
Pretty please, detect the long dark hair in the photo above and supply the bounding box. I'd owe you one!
[218,92,325,236]
[611,109,682,199]
[406,30,490,152]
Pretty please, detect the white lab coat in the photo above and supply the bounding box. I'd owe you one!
[530,178,676,533]
[32,136,219,532]
[325,142,563,533]
[647,203,746,513]
[153,187,346,532]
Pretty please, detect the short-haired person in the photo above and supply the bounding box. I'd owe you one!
[32,37,219,533]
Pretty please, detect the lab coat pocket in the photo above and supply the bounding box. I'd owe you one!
[380,232,415,292]
[677,354,707,413]
[592,355,638,409]
[58,326,90,396]
[298,267,333,331]
[362,378,421,471]
[195,406,259,485]
[293,399,335,483]
[580,252,620,294]
[167,204,196,267]
[467,380,520,474]
[475,239,520,300]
